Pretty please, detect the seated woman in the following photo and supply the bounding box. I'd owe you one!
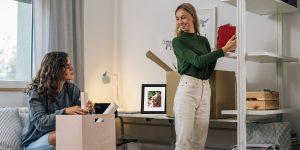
[22,51,92,150]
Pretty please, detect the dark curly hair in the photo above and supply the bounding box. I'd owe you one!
[26,51,69,102]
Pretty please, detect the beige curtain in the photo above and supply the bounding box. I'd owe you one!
[32,0,85,90]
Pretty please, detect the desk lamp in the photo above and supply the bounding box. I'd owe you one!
[102,71,121,110]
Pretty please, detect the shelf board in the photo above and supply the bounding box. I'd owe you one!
[221,0,298,15]
[118,113,231,122]
[210,118,258,123]
[210,118,238,123]
[226,52,299,63]
[211,116,277,122]
[118,113,173,120]
[118,113,273,123]
[222,108,298,115]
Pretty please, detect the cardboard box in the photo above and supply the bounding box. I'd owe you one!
[56,114,116,150]
[210,70,236,119]
[166,71,181,117]
[146,51,236,119]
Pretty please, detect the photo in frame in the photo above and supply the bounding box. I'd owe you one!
[197,8,217,49]
[141,84,166,114]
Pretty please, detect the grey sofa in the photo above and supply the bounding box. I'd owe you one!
[0,107,28,150]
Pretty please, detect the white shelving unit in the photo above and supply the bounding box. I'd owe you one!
[210,116,276,123]
[222,108,298,115]
[221,0,298,15]
[117,113,242,123]
[227,52,299,63]
[220,0,298,149]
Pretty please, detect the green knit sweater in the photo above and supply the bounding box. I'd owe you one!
[172,32,224,80]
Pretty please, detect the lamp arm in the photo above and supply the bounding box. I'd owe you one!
[105,71,120,107]
[105,71,118,77]
[103,71,120,108]
[116,76,119,107]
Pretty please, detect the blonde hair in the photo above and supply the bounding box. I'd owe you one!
[175,3,200,37]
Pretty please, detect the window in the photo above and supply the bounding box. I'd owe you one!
[0,0,32,83]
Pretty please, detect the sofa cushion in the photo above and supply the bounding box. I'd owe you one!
[0,107,22,150]
[18,107,29,136]
[18,107,29,127]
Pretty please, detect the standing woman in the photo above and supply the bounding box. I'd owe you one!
[22,51,92,150]
[172,3,237,150]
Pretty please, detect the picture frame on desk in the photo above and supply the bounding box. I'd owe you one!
[141,84,166,114]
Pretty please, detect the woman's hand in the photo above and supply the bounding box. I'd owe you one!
[64,106,88,115]
[222,35,237,53]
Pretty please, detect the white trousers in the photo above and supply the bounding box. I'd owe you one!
[174,75,211,150]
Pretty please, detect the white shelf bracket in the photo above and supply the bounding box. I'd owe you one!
[237,0,247,149]
[276,13,284,121]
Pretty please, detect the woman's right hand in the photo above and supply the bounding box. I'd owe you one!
[222,35,237,53]
[64,106,88,115]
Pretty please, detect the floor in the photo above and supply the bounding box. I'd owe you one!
[117,143,170,150]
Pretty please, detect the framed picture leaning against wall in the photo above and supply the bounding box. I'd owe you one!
[141,84,166,114]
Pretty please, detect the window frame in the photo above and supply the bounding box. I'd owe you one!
[0,0,33,88]
[0,80,29,89]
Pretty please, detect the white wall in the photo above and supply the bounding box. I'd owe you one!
[117,0,179,110]
[84,0,115,103]
[0,81,29,107]
[117,0,278,111]
[82,0,284,111]
[0,92,27,107]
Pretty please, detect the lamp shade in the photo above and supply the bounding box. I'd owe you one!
[102,72,110,84]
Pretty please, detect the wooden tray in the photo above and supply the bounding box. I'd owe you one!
[246,100,279,110]
[246,91,279,101]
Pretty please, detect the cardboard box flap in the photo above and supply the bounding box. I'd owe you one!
[146,50,173,71]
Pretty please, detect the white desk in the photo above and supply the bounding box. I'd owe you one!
[117,113,175,148]
[118,113,174,120]
[117,113,249,123]
[117,113,244,149]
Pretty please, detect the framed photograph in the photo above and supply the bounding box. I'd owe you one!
[141,84,166,114]
[197,8,217,49]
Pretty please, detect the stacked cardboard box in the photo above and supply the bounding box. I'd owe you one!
[246,91,279,110]
[210,70,236,119]
[146,50,236,119]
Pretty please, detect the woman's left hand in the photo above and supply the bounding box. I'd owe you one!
[222,35,237,53]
